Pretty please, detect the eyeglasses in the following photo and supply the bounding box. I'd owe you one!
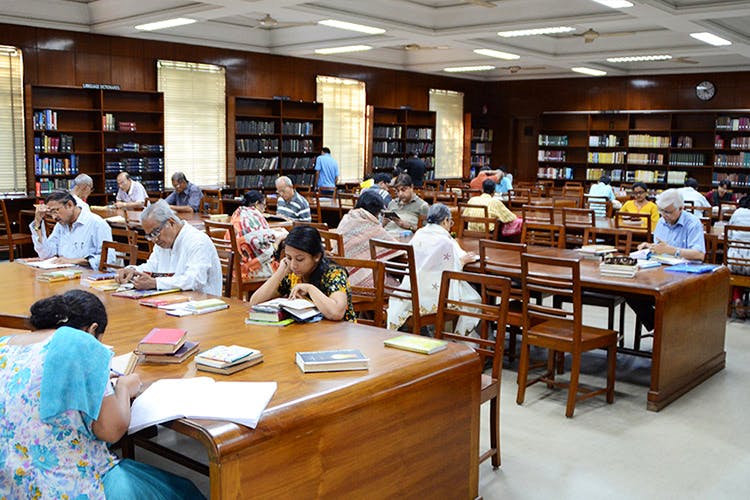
[633,190,646,195]
[145,220,169,241]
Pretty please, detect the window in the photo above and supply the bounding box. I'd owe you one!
[429,89,464,178]
[0,46,25,192]
[157,60,226,186]
[316,76,366,182]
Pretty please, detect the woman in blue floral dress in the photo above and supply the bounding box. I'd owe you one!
[0,289,204,499]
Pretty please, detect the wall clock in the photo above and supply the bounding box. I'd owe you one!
[696,81,716,101]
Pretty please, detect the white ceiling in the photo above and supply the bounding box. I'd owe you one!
[2,0,750,80]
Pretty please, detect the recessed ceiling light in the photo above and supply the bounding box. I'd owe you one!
[318,19,385,35]
[606,54,672,62]
[690,32,732,46]
[498,26,575,37]
[572,67,607,76]
[473,49,520,60]
[314,45,373,55]
[590,0,633,8]
[444,65,495,73]
[135,18,196,31]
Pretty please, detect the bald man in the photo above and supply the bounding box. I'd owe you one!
[114,172,148,209]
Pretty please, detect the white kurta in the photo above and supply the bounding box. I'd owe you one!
[135,222,223,296]
[387,223,481,334]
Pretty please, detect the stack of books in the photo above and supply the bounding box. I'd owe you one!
[137,328,199,364]
[163,298,229,317]
[578,244,617,261]
[248,298,320,326]
[599,256,638,278]
[195,345,264,375]
[36,269,83,282]
[138,294,191,308]
[84,272,120,291]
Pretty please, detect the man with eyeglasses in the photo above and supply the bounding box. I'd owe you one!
[165,171,203,213]
[274,176,311,222]
[627,188,706,334]
[30,190,112,269]
[115,200,222,296]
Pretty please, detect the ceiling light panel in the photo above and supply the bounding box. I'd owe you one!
[498,26,575,37]
[444,65,495,73]
[572,67,607,76]
[314,45,373,55]
[690,32,732,46]
[590,0,633,8]
[135,18,196,31]
[473,49,520,60]
[606,55,672,62]
[318,19,385,34]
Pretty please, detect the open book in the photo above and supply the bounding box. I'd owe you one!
[128,377,277,434]
[20,257,75,269]
[253,297,321,321]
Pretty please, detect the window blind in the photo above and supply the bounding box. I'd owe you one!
[157,60,226,186]
[429,89,464,179]
[0,46,25,193]
[316,76,366,182]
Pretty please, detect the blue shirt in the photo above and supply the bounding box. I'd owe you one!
[315,153,339,188]
[30,207,113,269]
[653,210,705,253]
[495,177,513,194]
[165,182,203,212]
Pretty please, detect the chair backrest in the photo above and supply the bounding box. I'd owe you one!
[0,313,34,330]
[458,202,489,218]
[0,199,12,242]
[456,214,499,240]
[110,226,138,247]
[585,195,611,218]
[521,253,582,339]
[480,239,526,302]
[424,180,441,191]
[332,256,385,327]
[435,270,511,376]
[200,189,222,215]
[99,241,138,271]
[562,208,595,228]
[521,222,565,248]
[614,211,652,242]
[434,191,458,206]
[582,227,633,254]
[521,205,554,224]
[215,247,235,298]
[319,229,345,257]
[554,198,579,209]
[204,220,243,299]
[337,192,358,218]
[369,238,420,333]
[304,192,323,223]
[508,189,531,210]
[723,224,750,272]
[719,202,737,221]
[291,220,329,230]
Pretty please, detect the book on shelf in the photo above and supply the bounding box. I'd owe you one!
[295,349,369,373]
[128,377,277,434]
[384,334,448,355]
[138,294,191,308]
[36,269,83,282]
[140,341,200,365]
[137,327,187,355]
[112,288,182,299]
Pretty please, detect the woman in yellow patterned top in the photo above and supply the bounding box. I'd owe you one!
[619,182,659,230]
[249,225,355,321]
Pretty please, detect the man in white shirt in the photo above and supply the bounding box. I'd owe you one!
[69,173,93,209]
[115,200,222,296]
[675,178,710,208]
[114,172,148,209]
[30,190,112,269]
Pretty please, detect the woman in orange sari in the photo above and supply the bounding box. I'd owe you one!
[229,190,285,280]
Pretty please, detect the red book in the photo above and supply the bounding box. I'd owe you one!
[138,328,187,355]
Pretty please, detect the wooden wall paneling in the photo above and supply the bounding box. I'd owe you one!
[75,52,112,86]
[74,31,111,55]
[36,49,76,85]
[110,55,148,91]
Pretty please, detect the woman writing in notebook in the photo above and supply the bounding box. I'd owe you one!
[0,289,205,499]
[249,225,355,321]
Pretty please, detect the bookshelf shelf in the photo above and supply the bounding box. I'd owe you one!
[25,85,165,197]
[367,107,436,179]
[538,110,750,191]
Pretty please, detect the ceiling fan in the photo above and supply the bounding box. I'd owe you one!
[503,65,546,74]
[559,28,637,44]
[251,13,316,30]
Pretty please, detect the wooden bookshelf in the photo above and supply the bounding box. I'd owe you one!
[228,97,322,190]
[368,107,436,180]
[470,126,493,178]
[537,110,750,192]
[25,85,164,198]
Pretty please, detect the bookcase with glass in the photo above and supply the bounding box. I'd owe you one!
[470,127,493,179]
[370,107,436,180]
[229,97,322,191]
[537,110,747,193]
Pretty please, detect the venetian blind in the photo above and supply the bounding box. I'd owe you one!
[316,76,366,182]
[0,46,25,193]
[429,89,464,178]
[157,60,226,186]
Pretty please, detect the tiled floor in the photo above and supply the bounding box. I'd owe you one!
[135,307,750,499]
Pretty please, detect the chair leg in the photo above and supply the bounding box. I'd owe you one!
[607,303,615,330]
[634,320,643,351]
[618,302,626,345]
[606,345,616,404]
[489,396,500,469]
[507,325,519,362]
[516,341,530,404]
[547,350,557,387]
[566,352,582,418]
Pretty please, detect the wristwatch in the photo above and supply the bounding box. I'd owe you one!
[675,249,681,258]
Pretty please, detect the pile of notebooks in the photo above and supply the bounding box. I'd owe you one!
[137,327,199,364]
[195,345,263,375]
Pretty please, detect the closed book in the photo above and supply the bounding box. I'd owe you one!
[36,269,83,282]
[187,298,228,310]
[141,341,199,364]
[196,356,264,375]
[295,349,369,373]
[384,334,448,355]
[248,308,288,322]
[579,245,617,255]
[138,328,187,355]
[86,272,117,281]
[195,345,261,368]
[139,295,191,308]
[244,318,295,327]
[113,288,181,299]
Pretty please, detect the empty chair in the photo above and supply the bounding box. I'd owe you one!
[200,189,222,215]
[585,195,611,218]
[456,214,499,240]
[517,254,618,418]
[337,192,358,219]
[99,241,138,272]
[319,229,345,257]
[304,192,323,223]
[582,227,633,254]
[0,199,32,261]
[561,207,595,247]
[521,205,554,224]
[435,270,511,468]
[614,211,653,244]
[521,222,565,248]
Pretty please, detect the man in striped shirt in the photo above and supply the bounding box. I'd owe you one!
[275,176,311,221]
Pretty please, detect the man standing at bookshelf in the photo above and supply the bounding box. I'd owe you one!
[30,190,113,269]
[114,172,148,209]
[275,176,312,221]
[115,200,222,295]
[315,147,339,195]
[402,151,426,187]
[384,174,429,235]
[69,173,93,209]
[165,172,203,213]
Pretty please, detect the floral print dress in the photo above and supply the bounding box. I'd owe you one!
[278,264,356,321]
[0,334,116,499]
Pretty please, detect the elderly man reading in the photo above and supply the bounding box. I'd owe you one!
[115,200,222,295]
[165,171,203,213]
[275,176,311,221]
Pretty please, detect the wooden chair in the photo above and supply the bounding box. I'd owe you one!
[582,227,633,254]
[553,198,579,209]
[435,270,511,469]
[521,205,554,224]
[0,313,34,330]
[304,192,323,223]
[508,189,531,210]
[292,220,329,230]
[456,214,499,240]
[204,220,264,300]
[521,222,565,248]
[614,211,653,243]
[0,199,32,261]
[434,191,458,206]
[424,179,441,190]
[337,192,358,219]
[111,226,138,247]
[723,224,750,313]
[562,185,584,207]
[458,202,488,219]
[215,247,235,298]
[200,189,222,215]
[561,208,595,248]
[369,238,436,334]
[719,202,738,221]
[332,256,386,327]
[584,195,611,218]
[99,241,138,272]
[319,229,345,257]
[517,254,618,418]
